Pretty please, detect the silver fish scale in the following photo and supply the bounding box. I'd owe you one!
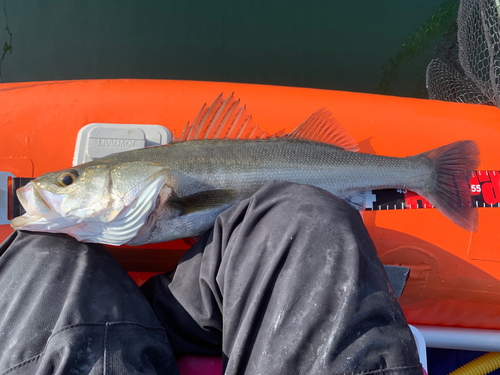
[118,139,432,198]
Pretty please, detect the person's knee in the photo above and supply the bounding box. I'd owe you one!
[249,181,362,230]
[212,180,369,261]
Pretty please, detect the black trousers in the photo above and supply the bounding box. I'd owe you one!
[0,181,422,374]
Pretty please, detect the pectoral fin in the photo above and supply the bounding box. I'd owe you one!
[169,189,238,215]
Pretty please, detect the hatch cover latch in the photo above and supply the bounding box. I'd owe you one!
[0,172,34,224]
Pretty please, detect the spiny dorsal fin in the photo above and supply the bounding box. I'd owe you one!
[175,95,358,152]
[175,93,274,142]
[285,109,359,151]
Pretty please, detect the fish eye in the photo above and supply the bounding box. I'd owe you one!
[58,170,79,187]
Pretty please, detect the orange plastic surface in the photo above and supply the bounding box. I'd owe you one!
[1,79,500,329]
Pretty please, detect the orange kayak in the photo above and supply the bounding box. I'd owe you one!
[1,79,500,330]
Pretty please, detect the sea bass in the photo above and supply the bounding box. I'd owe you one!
[10,94,480,245]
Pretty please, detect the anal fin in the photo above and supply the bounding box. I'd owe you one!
[343,192,366,211]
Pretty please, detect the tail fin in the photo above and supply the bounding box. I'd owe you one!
[415,140,480,232]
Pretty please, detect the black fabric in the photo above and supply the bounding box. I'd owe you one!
[0,231,178,375]
[383,265,410,298]
[0,181,422,374]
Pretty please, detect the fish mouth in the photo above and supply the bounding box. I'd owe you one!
[10,183,52,229]
[16,185,31,213]
[10,213,42,228]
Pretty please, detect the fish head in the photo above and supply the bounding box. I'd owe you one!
[11,159,170,245]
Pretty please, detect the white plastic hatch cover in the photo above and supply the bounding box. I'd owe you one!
[73,123,172,165]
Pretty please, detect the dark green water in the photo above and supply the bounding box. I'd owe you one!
[0,0,458,98]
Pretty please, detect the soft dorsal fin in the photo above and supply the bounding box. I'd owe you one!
[175,95,358,151]
[285,109,359,151]
[175,93,274,141]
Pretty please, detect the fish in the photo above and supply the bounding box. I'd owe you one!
[10,94,480,246]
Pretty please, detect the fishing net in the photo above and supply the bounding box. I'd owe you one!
[375,0,459,98]
[427,0,500,106]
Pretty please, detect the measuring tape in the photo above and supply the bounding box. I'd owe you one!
[365,171,500,211]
